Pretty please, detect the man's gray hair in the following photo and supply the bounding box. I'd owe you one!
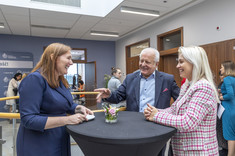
[139,47,160,62]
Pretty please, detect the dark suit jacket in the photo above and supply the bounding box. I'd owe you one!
[105,70,180,112]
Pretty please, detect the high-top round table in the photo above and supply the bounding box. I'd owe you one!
[66,111,176,156]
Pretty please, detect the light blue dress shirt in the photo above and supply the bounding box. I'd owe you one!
[139,72,155,112]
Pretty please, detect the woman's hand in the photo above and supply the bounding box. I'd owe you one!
[45,113,87,129]
[219,94,224,100]
[94,88,111,103]
[75,105,93,116]
[144,104,158,122]
[66,113,86,125]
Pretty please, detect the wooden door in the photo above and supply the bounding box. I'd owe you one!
[126,56,139,74]
[159,54,181,87]
[157,27,183,88]
[85,61,97,107]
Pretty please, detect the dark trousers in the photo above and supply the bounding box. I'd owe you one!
[158,142,173,156]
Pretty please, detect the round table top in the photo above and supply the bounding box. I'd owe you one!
[66,111,176,145]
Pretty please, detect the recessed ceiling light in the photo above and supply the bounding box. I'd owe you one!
[90,31,119,37]
[31,24,70,30]
[120,6,160,17]
[0,23,5,28]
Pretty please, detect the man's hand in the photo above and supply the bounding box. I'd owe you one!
[94,88,111,103]
[143,104,158,121]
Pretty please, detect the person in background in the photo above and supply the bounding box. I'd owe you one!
[16,73,28,112]
[21,73,28,81]
[71,75,80,103]
[16,43,93,156]
[144,46,219,155]
[78,75,85,105]
[107,67,126,108]
[216,71,228,156]
[78,75,84,89]
[5,72,22,113]
[71,75,77,91]
[218,71,224,90]
[108,67,122,92]
[95,47,180,156]
[219,61,235,156]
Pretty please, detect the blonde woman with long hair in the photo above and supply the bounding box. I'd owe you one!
[144,46,219,155]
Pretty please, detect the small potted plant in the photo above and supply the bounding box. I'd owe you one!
[104,74,111,88]
[103,105,119,123]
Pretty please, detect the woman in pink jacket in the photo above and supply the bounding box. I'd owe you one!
[144,46,219,155]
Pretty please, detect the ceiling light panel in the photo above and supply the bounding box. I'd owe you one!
[31,0,81,7]
[90,31,119,37]
[121,6,160,17]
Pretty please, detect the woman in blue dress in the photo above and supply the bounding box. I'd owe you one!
[220,60,235,156]
[16,43,93,156]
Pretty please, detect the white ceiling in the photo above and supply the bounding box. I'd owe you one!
[0,0,205,41]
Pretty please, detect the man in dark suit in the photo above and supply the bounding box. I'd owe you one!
[95,47,180,155]
[95,47,179,111]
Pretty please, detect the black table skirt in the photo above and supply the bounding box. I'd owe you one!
[67,111,176,156]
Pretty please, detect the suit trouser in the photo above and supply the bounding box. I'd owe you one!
[158,139,173,156]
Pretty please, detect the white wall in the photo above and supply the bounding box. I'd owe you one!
[116,0,235,81]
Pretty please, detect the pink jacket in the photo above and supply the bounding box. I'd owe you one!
[154,79,218,156]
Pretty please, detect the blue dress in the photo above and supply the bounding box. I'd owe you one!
[16,71,77,156]
[221,76,235,140]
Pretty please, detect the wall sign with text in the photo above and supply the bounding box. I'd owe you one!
[0,51,33,112]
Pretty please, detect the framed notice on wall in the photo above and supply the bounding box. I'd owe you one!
[71,48,87,63]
